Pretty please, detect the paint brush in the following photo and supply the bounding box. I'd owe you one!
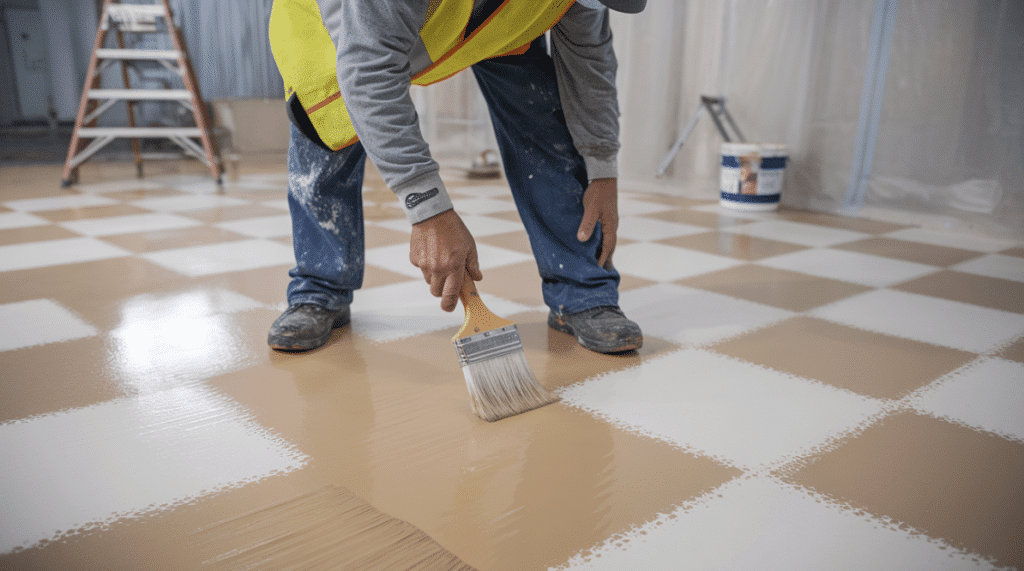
[452,276,559,422]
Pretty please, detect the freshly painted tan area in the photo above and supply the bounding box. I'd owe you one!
[834,236,984,267]
[712,316,976,399]
[678,264,873,312]
[197,485,478,570]
[659,230,807,261]
[204,318,731,571]
[894,270,1024,314]
[782,412,1024,569]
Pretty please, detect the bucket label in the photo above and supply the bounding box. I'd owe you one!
[720,152,786,205]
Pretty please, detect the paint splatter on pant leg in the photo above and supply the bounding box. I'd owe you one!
[285,124,367,310]
[471,38,620,315]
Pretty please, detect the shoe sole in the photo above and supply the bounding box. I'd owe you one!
[547,314,643,354]
[268,313,350,352]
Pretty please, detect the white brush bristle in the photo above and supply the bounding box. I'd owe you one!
[461,349,559,422]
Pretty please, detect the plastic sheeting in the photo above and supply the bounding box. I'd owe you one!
[611,0,1023,239]
[13,0,1021,238]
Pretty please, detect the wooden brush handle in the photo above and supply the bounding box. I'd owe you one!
[454,275,514,340]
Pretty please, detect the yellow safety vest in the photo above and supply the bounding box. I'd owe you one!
[269,0,574,150]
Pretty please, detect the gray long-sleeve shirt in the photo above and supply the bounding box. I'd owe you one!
[314,0,620,224]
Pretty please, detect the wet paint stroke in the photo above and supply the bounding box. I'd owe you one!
[194,484,476,571]
[0,386,308,554]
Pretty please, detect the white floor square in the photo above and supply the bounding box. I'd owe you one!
[619,283,792,347]
[0,386,307,553]
[722,220,869,248]
[559,348,883,470]
[3,194,117,212]
[612,242,742,282]
[910,357,1024,442]
[0,211,49,230]
[0,299,98,352]
[141,239,295,277]
[617,216,707,242]
[214,215,294,238]
[952,254,1024,283]
[351,280,534,342]
[811,289,1024,354]
[883,228,1021,253]
[130,194,250,212]
[757,248,938,288]
[60,213,202,237]
[556,477,996,571]
[0,237,130,272]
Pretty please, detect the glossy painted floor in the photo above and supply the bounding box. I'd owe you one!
[2,158,1023,570]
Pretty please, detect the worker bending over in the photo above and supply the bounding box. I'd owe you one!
[267,0,647,354]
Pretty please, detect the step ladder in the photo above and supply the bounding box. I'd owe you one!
[656,96,746,177]
[62,0,221,187]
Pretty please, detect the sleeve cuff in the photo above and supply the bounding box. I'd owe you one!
[393,170,455,225]
[584,155,618,181]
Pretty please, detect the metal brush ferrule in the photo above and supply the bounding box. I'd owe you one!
[453,325,521,366]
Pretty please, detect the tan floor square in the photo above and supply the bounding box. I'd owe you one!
[0,257,190,327]
[643,208,756,229]
[783,412,1024,569]
[773,209,913,234]
[997,336,1024,365]
[475,261,545,307]
[34,203,152,223]
[101,188,190,201]
[712,317,976,399]
[211,322,713,570]
[833,236,983,267]
[1001,246,1024,259]
[658,231,808,261]
[486,209,524,224]
[181,204,286,224]
[193,264,293,306]
[0,224,80,246]
[624,193,713,208]
[894,270,1024,314]
[678,264,872,312]
[0,336,119,422]
[363,202,406,222]
[478,230,534,255]
[364,224,410,249]
[361,264,417,289]
[100,226,250,253]
[221,189,288,202]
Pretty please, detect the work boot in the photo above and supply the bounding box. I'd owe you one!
[268,304,350,352]
[548,306,643,354]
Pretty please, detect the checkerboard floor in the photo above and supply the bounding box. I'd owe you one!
[2,158,1023,570]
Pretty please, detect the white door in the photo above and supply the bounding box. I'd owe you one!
[6,8,51,121]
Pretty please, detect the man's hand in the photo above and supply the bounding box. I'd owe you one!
[410,209,482,312]
[576,178,618,269]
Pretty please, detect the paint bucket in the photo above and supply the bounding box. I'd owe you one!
[719,143,788,211]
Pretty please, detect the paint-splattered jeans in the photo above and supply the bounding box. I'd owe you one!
[285,38,620,315]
